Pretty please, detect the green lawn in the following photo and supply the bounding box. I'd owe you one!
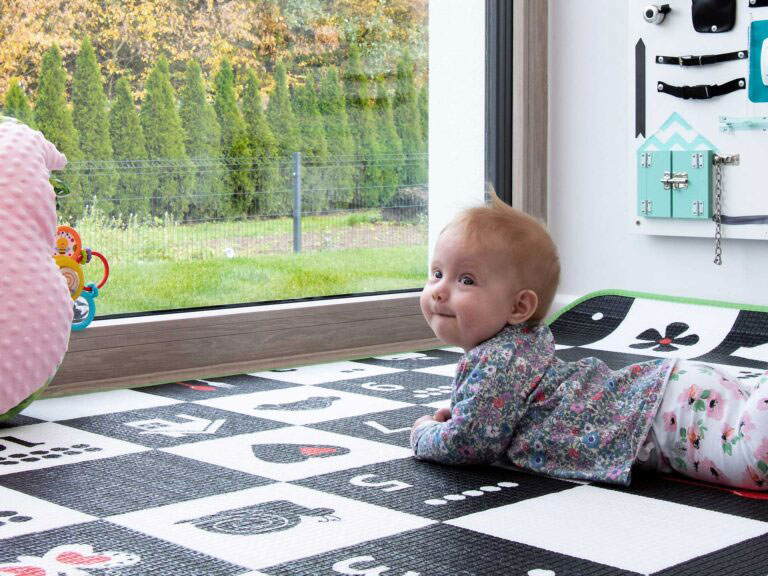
[85,244,427,315]
[71,210,428,315]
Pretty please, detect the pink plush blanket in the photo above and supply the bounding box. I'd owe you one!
[0,118,72,414]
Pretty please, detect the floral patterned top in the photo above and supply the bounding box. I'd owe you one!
[410,323,676,485]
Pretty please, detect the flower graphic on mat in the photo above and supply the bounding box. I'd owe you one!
[630,322,699,352]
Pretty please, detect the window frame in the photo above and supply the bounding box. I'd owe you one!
[47,1,549,396]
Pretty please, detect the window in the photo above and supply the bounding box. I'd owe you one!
[2,1,429,317]
[0,1,546,392]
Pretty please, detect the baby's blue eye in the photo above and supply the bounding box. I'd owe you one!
[433,270,443,279]
[460,276,474,285]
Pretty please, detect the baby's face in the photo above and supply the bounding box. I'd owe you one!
[420,228,519,352]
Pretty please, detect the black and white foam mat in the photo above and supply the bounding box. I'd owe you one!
[1,292,767,575]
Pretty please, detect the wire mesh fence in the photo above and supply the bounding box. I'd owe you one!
[56,153,428,264]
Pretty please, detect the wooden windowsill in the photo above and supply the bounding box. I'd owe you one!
[48,292,441,397]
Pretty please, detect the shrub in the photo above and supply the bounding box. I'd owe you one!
[382,186,427,223]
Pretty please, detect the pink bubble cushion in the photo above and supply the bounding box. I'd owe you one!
[0,118,72,420]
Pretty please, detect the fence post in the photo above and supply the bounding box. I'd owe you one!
[292,151,302,253]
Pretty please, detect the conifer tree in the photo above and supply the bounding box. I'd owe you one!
[394,51,426,186]
[109,77,152,220]
[418,82,428,151]
[214,58,252,214]
[343,46,383,207]
[72,37,116,215]
[266,61,300,216]
[35,44,83,222]
[318,66,355,208]
[241,69,282,216]
[140,56,193,218]
[3,80,34,126]
[267,61,301,158]
[180,60,225,218]
[374,78,403,205]
[294,73,329,213]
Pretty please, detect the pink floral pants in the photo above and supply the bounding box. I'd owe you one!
[640,360,768,490]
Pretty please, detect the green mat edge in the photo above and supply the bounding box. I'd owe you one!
[545,288,768,325]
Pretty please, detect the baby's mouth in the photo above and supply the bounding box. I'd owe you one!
[432,309,455,318]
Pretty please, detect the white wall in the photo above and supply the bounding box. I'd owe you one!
[549,1,768,309]
[428,0,486,256]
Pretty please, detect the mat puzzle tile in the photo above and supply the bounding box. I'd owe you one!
[1,291,768,575]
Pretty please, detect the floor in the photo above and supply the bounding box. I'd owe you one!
[0,291,767,575]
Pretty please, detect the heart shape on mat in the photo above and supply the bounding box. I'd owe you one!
[0,568,45,576]
[251,443,350,463]
[56,551,111,565]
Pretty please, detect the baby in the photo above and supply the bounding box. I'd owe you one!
[410,192,768,490]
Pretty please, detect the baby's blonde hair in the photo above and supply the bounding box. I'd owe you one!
[444,190,560,322]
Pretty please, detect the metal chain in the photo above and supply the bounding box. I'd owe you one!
[713,162,723,265]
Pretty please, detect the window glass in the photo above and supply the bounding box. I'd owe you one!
[1,0,428,315]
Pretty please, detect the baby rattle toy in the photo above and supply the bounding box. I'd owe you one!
[53,224,110,331]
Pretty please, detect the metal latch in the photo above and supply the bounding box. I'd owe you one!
[661,171,689,190]
[713,153,740,165]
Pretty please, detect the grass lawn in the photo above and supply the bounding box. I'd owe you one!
[87,245,428,316]
[70,210,428,316]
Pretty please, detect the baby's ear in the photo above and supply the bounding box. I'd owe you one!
[507,289,538,324]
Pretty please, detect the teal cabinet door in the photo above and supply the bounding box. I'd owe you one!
[671,150,713,219]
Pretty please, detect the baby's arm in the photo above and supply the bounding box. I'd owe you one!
[412,408,451,429]
[410,373,522,465]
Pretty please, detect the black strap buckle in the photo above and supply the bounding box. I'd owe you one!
[659,78,744,100]
[679,55,699,66]
[682,84,709,99]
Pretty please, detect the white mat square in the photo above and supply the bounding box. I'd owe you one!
[412,363,458,378]
[446,484,768,574]
[107,483,435,570]
[162,426,412,481]
[21,389,181,421]
[0,486,95,540]
[195,386,411,425]
[586,299,739,360]
[249,361,403,385]
[0,423,148,476]
[372,352,442,361]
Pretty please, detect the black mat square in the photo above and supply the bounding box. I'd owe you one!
[135,375,294,401]
[0,520,249,575]
[555,346,659,370]
[694,310,768,370]
[318,369,454,403]
[294,458,577,521]
[308,405,433,447]
[613,472,768,523]
[0,451,274,516]
[652,533,768,575]
[549,294,636,346]
[265,523,642,575]
[353,348,463,369]
[58,402,287,448]
[0,413,42,429]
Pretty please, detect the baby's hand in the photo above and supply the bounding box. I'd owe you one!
[412,414,436,429]
[433,407,452,422]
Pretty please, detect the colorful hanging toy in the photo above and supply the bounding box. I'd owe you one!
[53,224,110,331]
